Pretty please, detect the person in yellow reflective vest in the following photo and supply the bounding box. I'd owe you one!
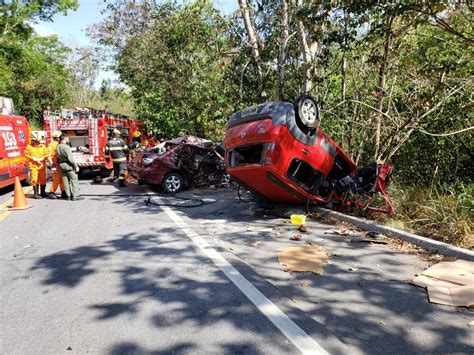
[105,129,129,187]
[25,133,47,199]
[47,130,67,199]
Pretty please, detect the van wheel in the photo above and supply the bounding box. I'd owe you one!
[162,173,184,193]
[294,95,319,128]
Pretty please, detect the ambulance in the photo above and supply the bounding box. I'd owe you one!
[0,97,30,188]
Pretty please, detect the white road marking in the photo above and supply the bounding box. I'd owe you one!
[145,190,328,355]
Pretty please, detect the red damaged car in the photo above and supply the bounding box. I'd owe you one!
[128,135,227,193]
[224,95,394,214]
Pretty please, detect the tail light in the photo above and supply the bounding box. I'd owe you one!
[262,143,280,165]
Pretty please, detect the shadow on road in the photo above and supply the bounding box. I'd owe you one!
[29,183,473,354]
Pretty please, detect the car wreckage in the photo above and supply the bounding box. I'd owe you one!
[128,135,227,193]
[224,95,395,214]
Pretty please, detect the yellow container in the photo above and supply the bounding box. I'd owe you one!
[290,214,306,225]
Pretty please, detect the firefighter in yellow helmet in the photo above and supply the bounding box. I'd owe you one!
[46,130,67,199]
[105,128,129,187]
[129,131,143,159]
[25,132,48,199]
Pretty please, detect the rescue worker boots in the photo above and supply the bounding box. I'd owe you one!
[61,191,68,199]
[32,186,42,199]
[40,185,48,198]
[48,192,58,199]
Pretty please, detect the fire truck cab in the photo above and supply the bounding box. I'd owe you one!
[43,108,144,175]
[0,97,30,188]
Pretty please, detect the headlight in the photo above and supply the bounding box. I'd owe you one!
[143,157,154,165]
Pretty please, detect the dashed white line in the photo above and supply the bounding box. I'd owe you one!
[145,190,328,355]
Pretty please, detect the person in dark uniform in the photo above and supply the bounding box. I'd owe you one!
[106,129,129,187]
[56,133,82,200]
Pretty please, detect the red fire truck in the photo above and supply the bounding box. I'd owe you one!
[0,97,30,188]
[43,108,145,175]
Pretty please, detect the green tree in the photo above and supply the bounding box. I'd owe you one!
[95,0,239,139]
[0,0,78,120]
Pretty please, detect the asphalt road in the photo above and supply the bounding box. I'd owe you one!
[0,180,473,354]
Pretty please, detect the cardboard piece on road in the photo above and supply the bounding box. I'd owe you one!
[421,260,474,286]
[413,260,474,307]
[277,245,328,274]
[427,285,474,307]
[411,275,458,288]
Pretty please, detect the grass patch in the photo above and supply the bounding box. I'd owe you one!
[369,183,473,248]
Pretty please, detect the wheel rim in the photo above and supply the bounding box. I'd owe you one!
[301,99,318,126]
[165,175,181,192]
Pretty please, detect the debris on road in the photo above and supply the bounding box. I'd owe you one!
[412,260,474,307]
[246,226,274,233]
[277,245,329,274]
[290,214,306,225]
[366,231,385,239]
[427,285,474,308]
[350,236,388,245]
[324,228,356,236]
[250,240,261,247]
[290,234,302,241]
[297,225,308,233]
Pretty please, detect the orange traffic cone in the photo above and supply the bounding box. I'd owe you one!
[10,177,33,210]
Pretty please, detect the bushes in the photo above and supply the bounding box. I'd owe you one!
[385,183,473,248]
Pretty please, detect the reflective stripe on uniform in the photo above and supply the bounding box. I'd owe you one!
[108,146,125,151]
[112,157,127,162]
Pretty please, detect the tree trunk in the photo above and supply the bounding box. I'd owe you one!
[341,6,348,150]
[277,0,290,99]
[373,14,394,160]
[295,0,318,94]
[238,0,263,95]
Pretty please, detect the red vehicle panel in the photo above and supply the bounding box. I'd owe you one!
[0,114,30,188]
[43,108,145,173]
[224,97,394,214]
[128,135,227,193]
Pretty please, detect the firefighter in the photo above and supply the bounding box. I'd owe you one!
[47,130,67,199]
[129,131,143,159]
[56,133,82,200]
[25,132,48,199]
[106,128,129,187]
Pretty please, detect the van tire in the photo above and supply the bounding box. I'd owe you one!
[294,95,319,128]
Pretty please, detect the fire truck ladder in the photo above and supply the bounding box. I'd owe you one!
[89,116,100,159]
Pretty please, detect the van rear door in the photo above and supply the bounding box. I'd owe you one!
[0,116,10,185]
[10,116,29,180]
[0,115,29,188]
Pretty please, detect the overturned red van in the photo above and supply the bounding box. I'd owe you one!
[224,95,394,214]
